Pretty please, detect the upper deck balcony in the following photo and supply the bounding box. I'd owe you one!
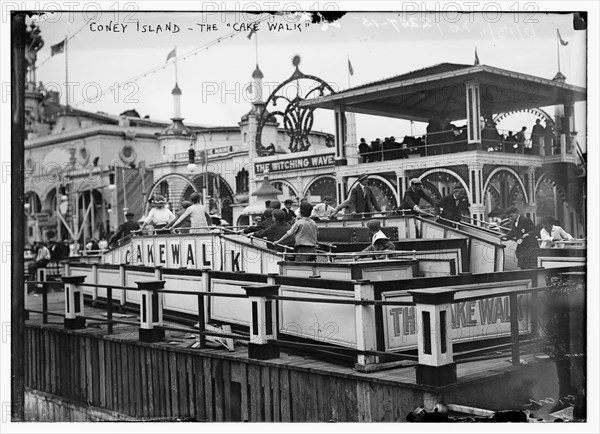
[300,63,586,171]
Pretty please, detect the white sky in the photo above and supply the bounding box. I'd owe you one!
[29,8,587,146]
[1,3,599,434]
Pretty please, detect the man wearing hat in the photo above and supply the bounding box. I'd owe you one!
[346,174,381,217]
[436,186,470,227]
[398,178,439,216]
[282,199,296,222]
[109,211,141,246]
[501,206,539,269]
[362,219,395,259]
[139,195,176,234]
[311,195,336,221]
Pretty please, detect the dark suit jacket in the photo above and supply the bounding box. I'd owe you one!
[109,220,141,245]
[437,194,470,222]
[399,189,437,214]
[505,215,539,268]
[348,185,381,214]
[282,208,295,223]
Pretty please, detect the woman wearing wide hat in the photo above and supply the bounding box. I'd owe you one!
[139,195,175,234]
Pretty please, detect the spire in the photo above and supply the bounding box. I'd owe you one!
[172,82,182,118]
[251,175,282,200]
[250,64,264,104]
[252,64,264,79]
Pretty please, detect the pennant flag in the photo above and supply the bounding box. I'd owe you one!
[474,48,480,65]
[557,29,568,46]
[348,58,354,76]
[50,40,65,56]
[166,47,176,62]
[247,29,256,40]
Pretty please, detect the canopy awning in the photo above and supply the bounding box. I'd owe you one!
[300,63,587,122]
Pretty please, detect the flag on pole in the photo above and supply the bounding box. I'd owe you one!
[166,47,177,62]
[557,29,568,46]
[50,39,65,56]
[474,48,480,65]
[247,29,256,40]
[348,58,354,76]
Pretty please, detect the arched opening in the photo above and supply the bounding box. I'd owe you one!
[304,176,337,206]
[483,169,527,217]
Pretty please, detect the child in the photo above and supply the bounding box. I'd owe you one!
[275,202,318,261]
[362,219,395,259]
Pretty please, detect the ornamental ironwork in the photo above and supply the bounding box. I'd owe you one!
[256,55,335,156]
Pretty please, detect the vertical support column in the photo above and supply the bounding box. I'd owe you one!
[62,275,87,330]
[395,169,406,207]
[354,280,379,370]
[409,288,457,386]
[465,81,481,147]
[137,280,165,343]
[468,164,485,224]
[333,105,347,165]
[91,263,98,302]
[243,284,280,360]
[336,176,348,204]
[526,167,537,222]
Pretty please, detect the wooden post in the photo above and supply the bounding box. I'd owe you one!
[242,284,280,360]
[409,288,457,386]
[137,280,165,343]
[354,280,378,371]
[36,266,47,293]
[61,275,87,330]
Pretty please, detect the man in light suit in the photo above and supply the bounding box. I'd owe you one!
[347,173,381,218]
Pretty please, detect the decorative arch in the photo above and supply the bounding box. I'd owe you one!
[535,171,568,202]
[535,172,569,221]
[363,175,398,212]
[271,179,299,200]
[303,175,336,204]
[483,167,529,204]
[418,168,472,203]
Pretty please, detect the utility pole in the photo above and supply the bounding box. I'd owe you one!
[12,12,27,421]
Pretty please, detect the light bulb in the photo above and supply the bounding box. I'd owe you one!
[187,163,197,172]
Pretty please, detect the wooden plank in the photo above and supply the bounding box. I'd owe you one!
[92,338,101,408]
[185,355,195,419]
[44,332,50,392]
[159,350,172,418]
[371,380,384,422]
[178,352,189,418]
[222,360,232,421]
[193,353,206,421]
[238,363,248,422]
[316,373,328,422]
[345,378,359,422]
[140,346,149,418]
[279,369,292,422]
[203,358,214,421]
[49,331,56,395]
[117,341,126,414]
[168,352,179,418]
[151,347,161,417]
[125,344,138,416]
[382,384,394,422]
[261,365,272,422]
[105,340,113,411]
[213,359,224,421]
[271,367,280,422]
[98,339,106,408]
[247,363,261,421]
[132,343,141,417]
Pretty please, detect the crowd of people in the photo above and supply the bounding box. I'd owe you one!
[356,117,557,161]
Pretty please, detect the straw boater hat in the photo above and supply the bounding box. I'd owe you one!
[357,173,369,182]
[152,195,167,206]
